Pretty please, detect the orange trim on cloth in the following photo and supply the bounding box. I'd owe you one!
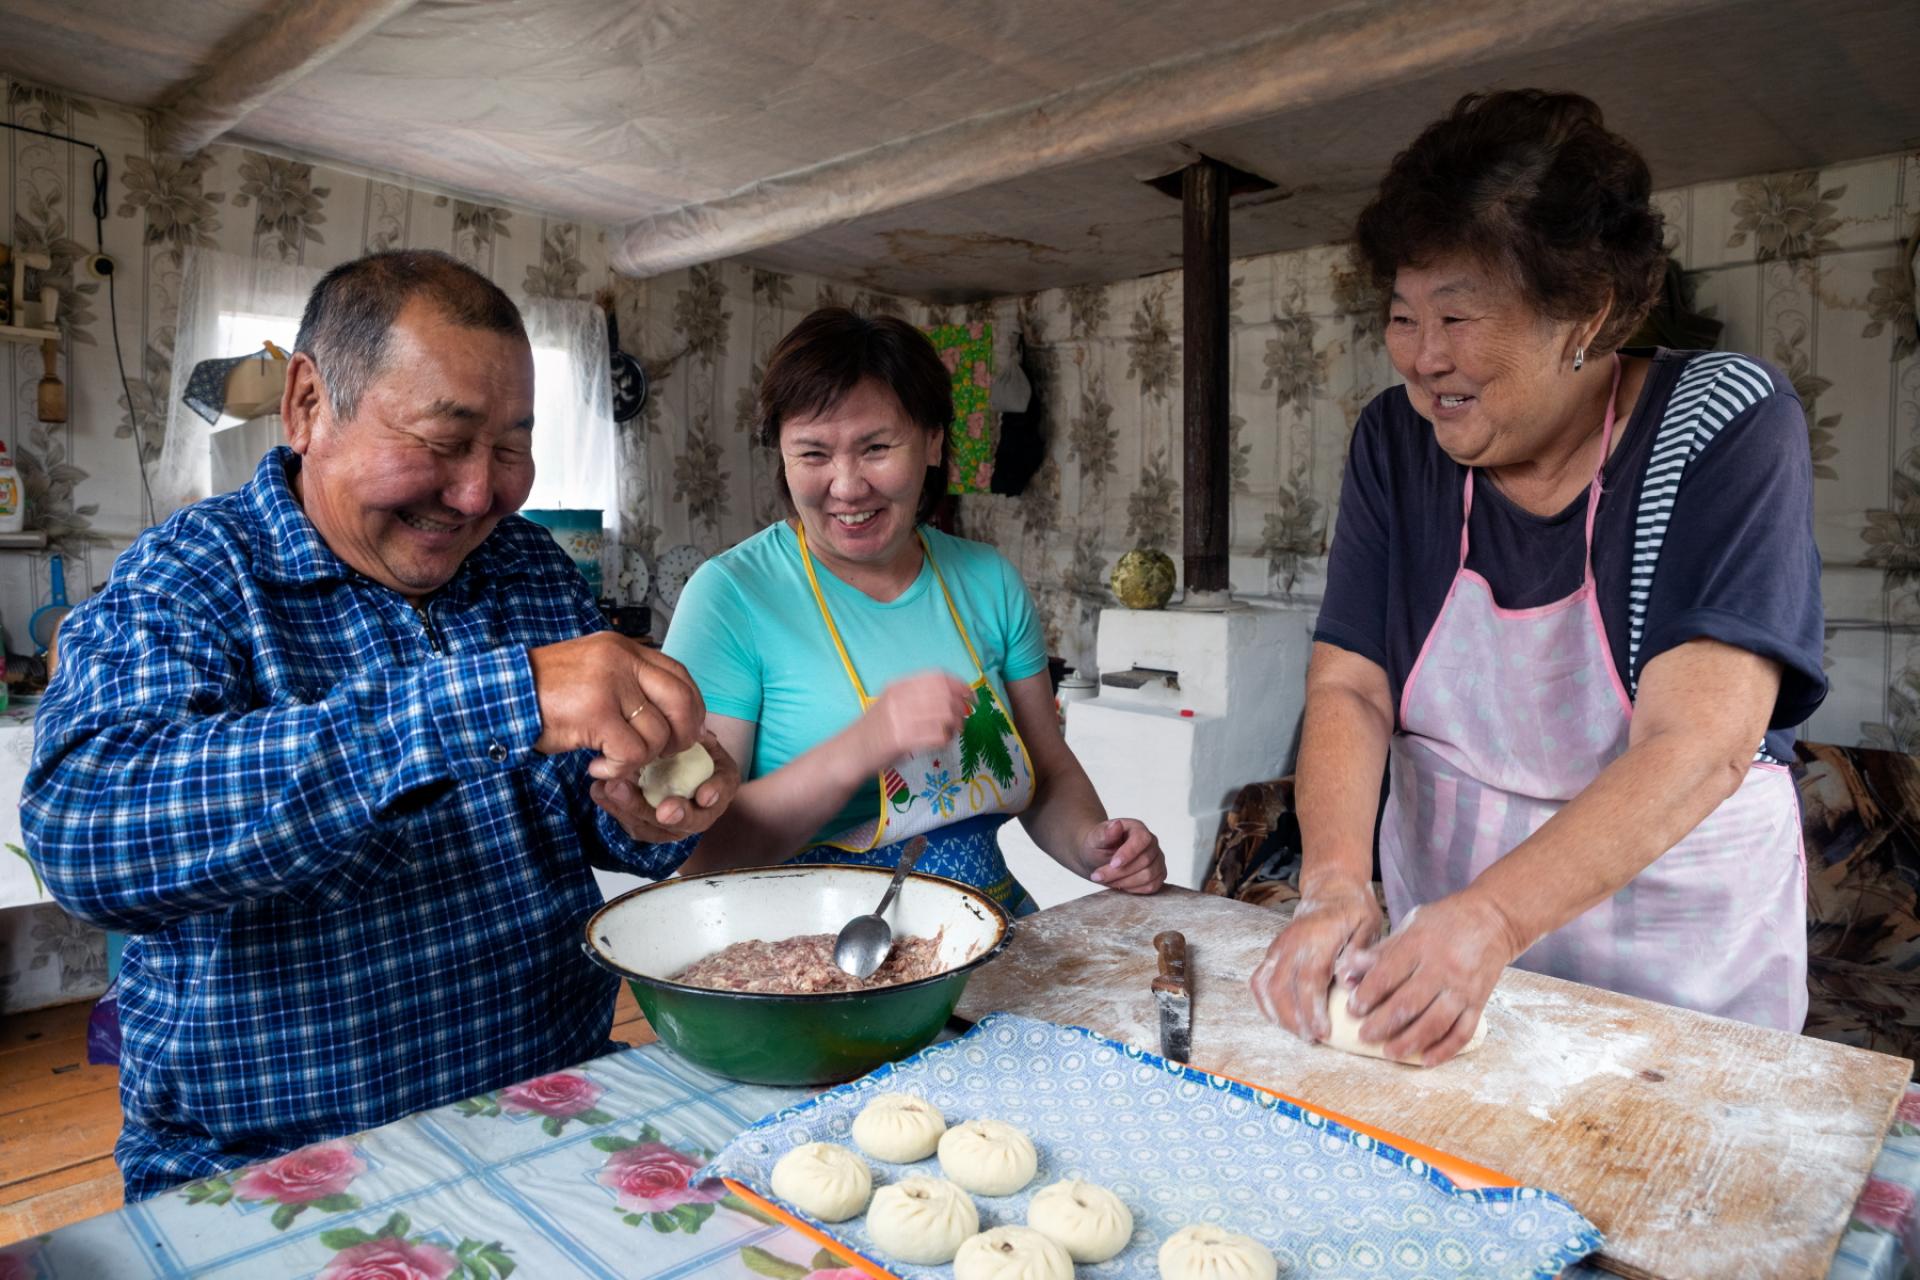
[1211,1070,1517,1191]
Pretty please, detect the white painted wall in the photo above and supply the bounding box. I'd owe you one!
[1002,600,1317,906]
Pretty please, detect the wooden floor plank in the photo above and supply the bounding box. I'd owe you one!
[0,1037,119,1116]
[0,1154,118,1207]
[0,1164,123,1247]
[0,1002,93,1057]
[0,1087,123,1188]
[611,984,656,1046]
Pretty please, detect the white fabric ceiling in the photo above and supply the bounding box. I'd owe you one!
[3,0,1917,300]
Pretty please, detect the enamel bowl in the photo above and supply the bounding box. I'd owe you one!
[584,864,1013,1085]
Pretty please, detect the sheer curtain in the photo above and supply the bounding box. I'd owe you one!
[520,296,615,521]
[155,249,322,517]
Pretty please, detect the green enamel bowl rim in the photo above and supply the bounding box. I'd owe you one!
[581,862,1015,1003]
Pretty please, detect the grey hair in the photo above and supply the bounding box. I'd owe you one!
[293,249,526,422]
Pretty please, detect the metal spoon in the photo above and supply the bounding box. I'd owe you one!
[833,836,927,979]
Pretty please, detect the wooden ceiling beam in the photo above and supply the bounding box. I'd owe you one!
[611,0,1746,278]
[150,0,420,156]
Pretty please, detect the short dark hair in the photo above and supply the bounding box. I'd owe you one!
[294,249,526,421]
[757,308,952,522]
[1354,89,1666,355]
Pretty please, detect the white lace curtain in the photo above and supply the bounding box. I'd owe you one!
[156,250,615,523]
[155,250,322,517]
[520,296,615,522]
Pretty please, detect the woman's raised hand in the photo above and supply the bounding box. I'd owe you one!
[856,671,977,770]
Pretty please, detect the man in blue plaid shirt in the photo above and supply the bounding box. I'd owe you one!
[23,251,739,1200]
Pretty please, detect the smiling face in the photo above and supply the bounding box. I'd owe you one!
[779,377,941,584]
[284,297,536,602]
[1384,254,1592,468]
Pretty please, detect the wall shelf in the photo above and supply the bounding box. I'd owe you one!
[0,323,60,345]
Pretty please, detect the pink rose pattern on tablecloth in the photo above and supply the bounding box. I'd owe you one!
[1856,1175,1919,1233]
[319,1237,455,1280]
[500,1071,605,1119]
[588,1123,743,1234]
[599,1141,725,1214]
[236,1140,367,1205]
[456,1069,613,1136]
[317,1213,510,1280]
[177,1139,369,1230]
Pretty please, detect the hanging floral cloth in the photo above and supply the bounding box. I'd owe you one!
[925,321,994,493]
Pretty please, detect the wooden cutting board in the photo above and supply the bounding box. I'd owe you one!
[954,887,1911,1280]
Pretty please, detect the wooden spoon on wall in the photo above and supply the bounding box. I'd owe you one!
[37,338,65,424]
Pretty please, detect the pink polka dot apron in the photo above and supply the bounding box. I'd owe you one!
[794,523,1037,916]
[1378,357,1807,1030]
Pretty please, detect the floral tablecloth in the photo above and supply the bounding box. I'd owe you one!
[5,1045,1920,1279]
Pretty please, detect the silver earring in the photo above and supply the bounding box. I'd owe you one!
[1573,347,1586,371]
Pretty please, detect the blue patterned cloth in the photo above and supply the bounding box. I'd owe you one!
[22,447,691,1202]
[795,814,1038,917]
[700,1013,1604,1279]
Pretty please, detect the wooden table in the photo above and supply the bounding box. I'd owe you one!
[956,887,1913,1280]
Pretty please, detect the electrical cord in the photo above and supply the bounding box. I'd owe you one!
[4,118,155,526]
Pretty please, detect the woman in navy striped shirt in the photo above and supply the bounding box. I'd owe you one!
[1250,90,1825,1064]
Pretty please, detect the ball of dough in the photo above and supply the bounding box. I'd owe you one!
[1028,1177,1134,1262]
[1322,974,1488,1065]
[852,1092,947,1163]
[1152,1220,1274,1280]
[937,1119,1038,1196]
[1157,1224,1277,1280]
[954,1226,1074,1280]
[867,1175,980,1264]
[639,742,716,807]
[769,1142,871,1222]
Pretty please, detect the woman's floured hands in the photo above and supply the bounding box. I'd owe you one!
[1337,894,1519,1067]
[1249,881,1383,1042]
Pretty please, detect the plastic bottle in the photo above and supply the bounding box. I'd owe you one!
[0,441,23,534]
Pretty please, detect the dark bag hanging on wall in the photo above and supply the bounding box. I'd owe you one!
[990,335,1045,496]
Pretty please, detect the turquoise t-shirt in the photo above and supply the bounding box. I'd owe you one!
[663,522,1051,845]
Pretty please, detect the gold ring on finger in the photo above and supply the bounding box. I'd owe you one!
[625,703,648,722]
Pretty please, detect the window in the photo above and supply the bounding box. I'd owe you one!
[215,309,299,363]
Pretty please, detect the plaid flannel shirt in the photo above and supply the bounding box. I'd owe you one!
[23,448,689,1200]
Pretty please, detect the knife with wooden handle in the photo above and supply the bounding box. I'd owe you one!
[1152,930,1192,1062]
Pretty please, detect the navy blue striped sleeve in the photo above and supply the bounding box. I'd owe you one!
[1638,381,1827,728]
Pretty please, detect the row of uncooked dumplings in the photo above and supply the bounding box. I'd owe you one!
[767,1092,1278,1280]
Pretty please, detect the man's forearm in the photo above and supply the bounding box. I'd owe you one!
[678,721,876,872]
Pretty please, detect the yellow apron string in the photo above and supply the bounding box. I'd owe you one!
[794,520,874,708]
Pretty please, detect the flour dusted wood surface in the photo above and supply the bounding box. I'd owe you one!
[955,887,1911,1280]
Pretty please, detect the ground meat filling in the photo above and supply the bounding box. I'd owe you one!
[671,930,947,994]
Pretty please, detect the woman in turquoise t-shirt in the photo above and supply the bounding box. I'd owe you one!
[663,308,1166,916]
